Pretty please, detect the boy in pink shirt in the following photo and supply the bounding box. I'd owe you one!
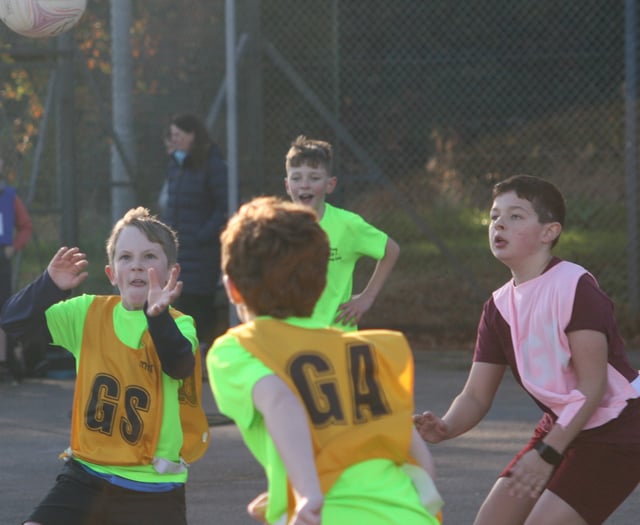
[414,175,640,525]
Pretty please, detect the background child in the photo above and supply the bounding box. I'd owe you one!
[207,196,442,525]
[284,135,399,331]
[414,175,640,525]
[0,207,209,525]
[0,153,33,382]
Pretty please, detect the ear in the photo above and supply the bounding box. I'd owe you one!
[542,222,562,245]
[325,176,337,195]
[104,265,117,286]
[223,274,244,305]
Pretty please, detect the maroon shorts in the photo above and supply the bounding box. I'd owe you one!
[501,400,640,525]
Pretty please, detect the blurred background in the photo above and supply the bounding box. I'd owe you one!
[1,0,639,352]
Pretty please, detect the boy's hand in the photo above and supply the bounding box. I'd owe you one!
[335,293,373,326]
[291,494,323,525]
[47,247,89,291]
[413,411,449,443]
[146,266,183,317]
[246,492,323,525]
[506,449,552,499]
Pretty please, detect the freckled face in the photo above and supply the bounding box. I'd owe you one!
[285,164,336,216]
[489,191,547,265]
[105,226,171,310]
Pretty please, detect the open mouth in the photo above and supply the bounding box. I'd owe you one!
[493,235,507,248]
[298,193,314,204]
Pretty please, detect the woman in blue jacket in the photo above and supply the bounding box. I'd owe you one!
[161,113,228,351]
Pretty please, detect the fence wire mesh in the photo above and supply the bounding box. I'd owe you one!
[0,0,638,347]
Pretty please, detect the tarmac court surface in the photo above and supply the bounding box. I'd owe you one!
[1,350,638,524]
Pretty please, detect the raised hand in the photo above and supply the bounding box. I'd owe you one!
[47,247,89,291]
[146,265,183,317]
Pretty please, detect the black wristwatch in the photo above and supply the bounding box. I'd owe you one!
[533,440,563,466]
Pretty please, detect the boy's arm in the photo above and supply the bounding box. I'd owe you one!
[146,308,195,380]
[253,374,323,524]
[335,237,400,326]
[410,427,437,478]
[0,270,70,342]
[414,362,504,443]
[506,329,608,499]
[1,247,87,342]
[145,266,195,380]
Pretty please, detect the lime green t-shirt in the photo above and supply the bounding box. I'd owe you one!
[207,317,439,525]
[45,294,198,483]
[315,203,388,331]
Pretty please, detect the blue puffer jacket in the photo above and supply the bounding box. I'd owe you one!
[161,145,228,295]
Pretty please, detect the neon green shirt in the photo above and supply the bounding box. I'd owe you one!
[315,203,388,331]
[207,317,439,525]
[45,294,198,483]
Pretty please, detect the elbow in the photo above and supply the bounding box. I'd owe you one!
[163,352,196,380]
[387,238,400,261]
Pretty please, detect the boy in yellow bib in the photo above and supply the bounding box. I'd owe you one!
[207,196,442,524]
[0,207,209,525]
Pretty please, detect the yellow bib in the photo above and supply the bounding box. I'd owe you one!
[69,296,209,466]
[230,318,417,493]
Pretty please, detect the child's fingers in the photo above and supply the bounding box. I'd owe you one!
[147,267,159,288]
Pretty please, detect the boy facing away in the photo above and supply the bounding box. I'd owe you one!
[207,196,443,525]
[284,135,400,331]
[414,175,640,525]
[0,207,210,525]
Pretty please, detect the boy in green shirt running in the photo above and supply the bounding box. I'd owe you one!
[285,135,400,331]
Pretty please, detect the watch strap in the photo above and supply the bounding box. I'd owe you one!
[533,440,563,466]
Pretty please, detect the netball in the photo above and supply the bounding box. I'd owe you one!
[0,0,87,38]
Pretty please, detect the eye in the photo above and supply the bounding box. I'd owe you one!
[511,213,522,220]
[119,254,131,261]
[145,253,158,260]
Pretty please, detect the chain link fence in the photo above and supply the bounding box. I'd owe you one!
[247,0,639,346]
[1,0,638,348]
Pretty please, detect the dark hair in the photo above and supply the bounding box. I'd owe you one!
[493,174,565,246]
[285,135,333,175]
[493,175,565,225]
[220,196,329,318]
[170,113,212,168]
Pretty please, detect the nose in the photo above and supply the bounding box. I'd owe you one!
[299,177,311,188]
[492,215,505,229]
[130,256,145,271]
